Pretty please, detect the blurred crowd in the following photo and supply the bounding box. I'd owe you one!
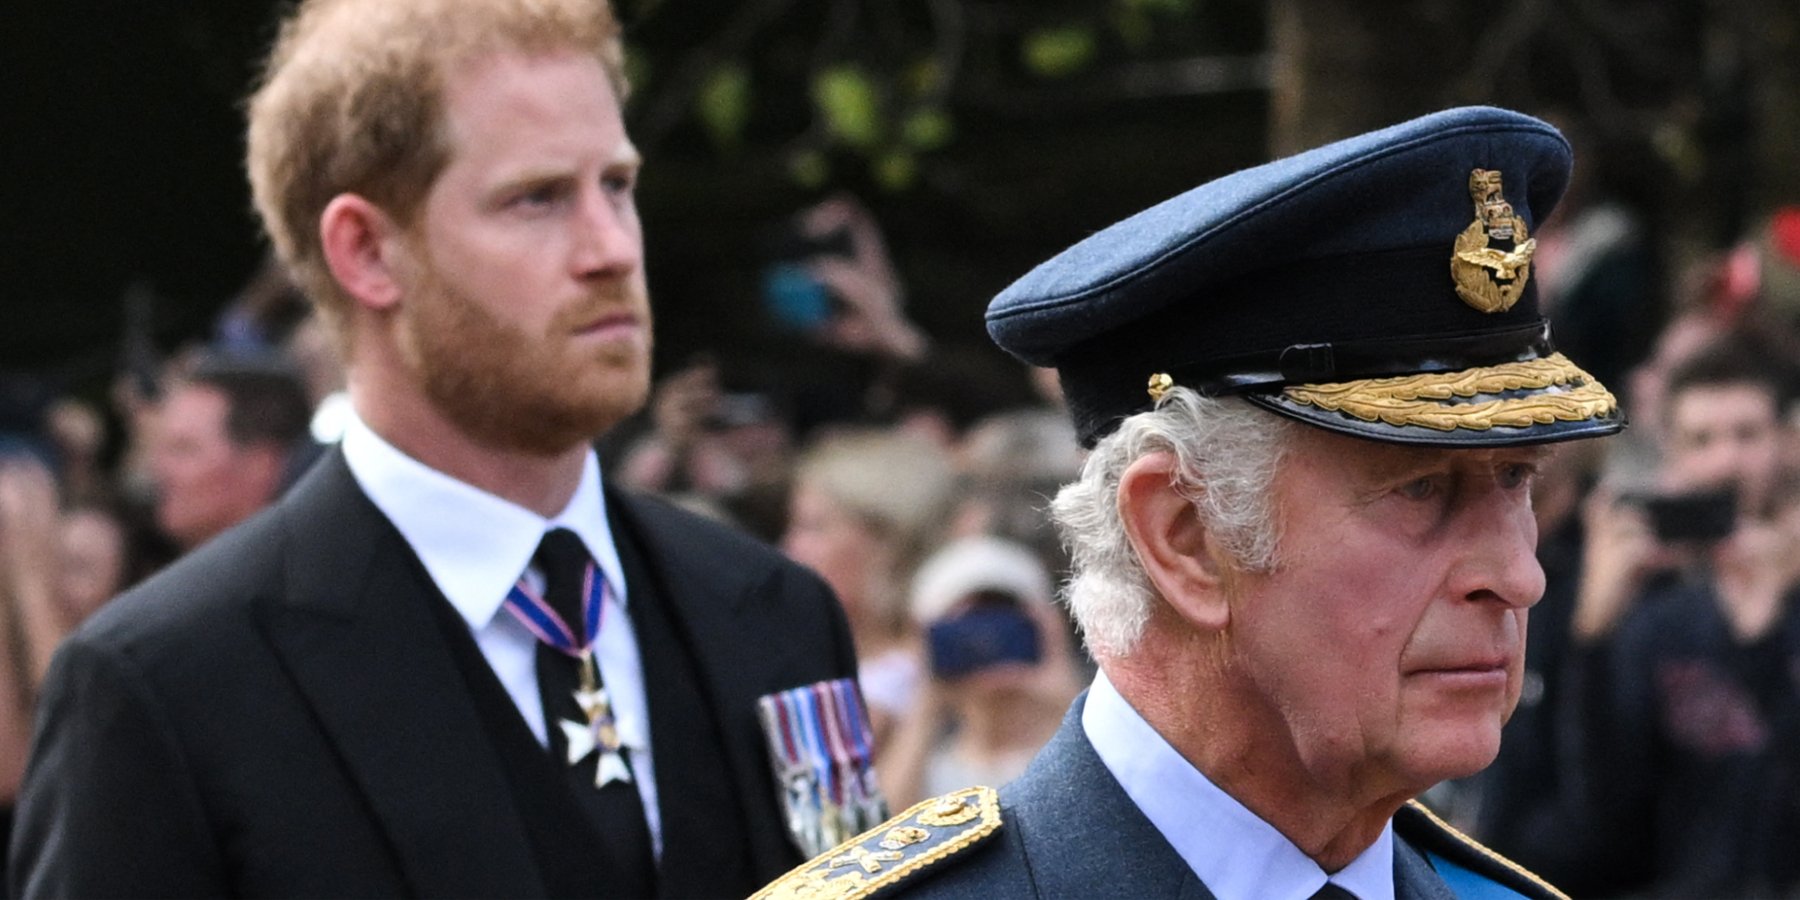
[6,182,1800,896]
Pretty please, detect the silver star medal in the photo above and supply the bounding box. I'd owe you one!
[561,654,632,787]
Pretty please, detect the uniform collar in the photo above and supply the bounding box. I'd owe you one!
[340,411,629,632]
[1082,670,1396,900]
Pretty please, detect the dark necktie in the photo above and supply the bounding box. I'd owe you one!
[533,528,657,898]
[1308,882,1359,900]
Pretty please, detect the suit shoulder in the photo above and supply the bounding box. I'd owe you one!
[1397,801,1569,900]
[612,487,782,558]
[610,486,828,589]
[752,787,1020,900]
[75,507,286,657]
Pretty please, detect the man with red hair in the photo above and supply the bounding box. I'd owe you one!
[10,1,857,896]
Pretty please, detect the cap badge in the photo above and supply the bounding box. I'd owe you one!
[1147,372,1174,403]
[1451,169,1537,313]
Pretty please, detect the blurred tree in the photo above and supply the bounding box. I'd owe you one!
[1268,0,1800,262]
[618,0,1262,193]
[616,0,1272,375]
[14,0,1792,397]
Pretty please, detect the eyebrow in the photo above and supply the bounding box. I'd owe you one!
[485,147,643,202]
[1356,444,1551,482]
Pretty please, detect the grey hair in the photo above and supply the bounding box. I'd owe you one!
[1049,389,1293,658]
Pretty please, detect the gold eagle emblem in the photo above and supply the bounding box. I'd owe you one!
[1451,169,1535,313]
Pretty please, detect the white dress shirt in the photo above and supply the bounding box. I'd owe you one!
[1083,671,1394,900]
[341,413,662,855]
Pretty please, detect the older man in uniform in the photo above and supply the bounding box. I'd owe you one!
[756,107,1620,900]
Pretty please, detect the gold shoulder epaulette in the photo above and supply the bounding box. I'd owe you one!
[1403,800,1570,900]
[752,786,1003,900]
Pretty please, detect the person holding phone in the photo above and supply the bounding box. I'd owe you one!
[877,536,1081,808]
[1572,340,1788,644]
[781,428,957,756]
[1525,339,1800,897]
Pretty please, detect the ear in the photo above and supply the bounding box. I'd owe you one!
[319,193,407,311]
[1117,451,1233,631]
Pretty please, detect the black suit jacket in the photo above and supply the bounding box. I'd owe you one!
[9,450,856,898]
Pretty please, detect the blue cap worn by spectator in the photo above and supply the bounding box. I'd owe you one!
[987,106,1626,448]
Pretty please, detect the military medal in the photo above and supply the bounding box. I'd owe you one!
[503,555,636,785]
[757,678,887,856]
[562,651,633,786]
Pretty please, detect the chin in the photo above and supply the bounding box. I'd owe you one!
[1404,723,1505,785]
[577,373,650,434]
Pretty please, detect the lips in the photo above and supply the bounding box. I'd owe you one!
[1405,647,1514,677]
[571,309,644,340]
[1418,656,1507,673]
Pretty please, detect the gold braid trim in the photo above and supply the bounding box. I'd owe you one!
[1405,800,1571,900]
[1281,353,1617,432]
[751,787,1003,900]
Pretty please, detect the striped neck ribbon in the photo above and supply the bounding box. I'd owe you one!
[502,560,606,657]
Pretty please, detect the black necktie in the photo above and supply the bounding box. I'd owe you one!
[1309,882,1359,900]
[534,528,657,898]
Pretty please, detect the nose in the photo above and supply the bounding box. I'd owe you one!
[569,185,642,279]
[1445,489,1546,610]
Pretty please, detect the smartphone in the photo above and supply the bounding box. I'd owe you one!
[760,263,835,330]
[926,604,1042,680]
[1630,488,1737,543]
[758,218,853,331]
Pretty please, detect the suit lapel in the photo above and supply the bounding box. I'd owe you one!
[1004,696,1215,900]
[608,504,751,895]
[261,452,542,897]
[605,488,828,880]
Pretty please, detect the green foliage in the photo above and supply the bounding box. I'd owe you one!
[1112,0,1194,50]
[789,148,831,189]
[623,52,652,95]
[901,108,953,151]
[904,58,945,97]
[874,149,917,191]
[696,64,751,149]
[1022,26,1098,78]
[627,0,1207,192]
[813,65,884,150]
[1119,0,1193,15]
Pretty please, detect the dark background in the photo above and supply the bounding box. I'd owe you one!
[0,0,1265,388]
[4,0,1797,399]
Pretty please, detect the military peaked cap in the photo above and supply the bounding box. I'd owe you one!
[987,106,1625,448]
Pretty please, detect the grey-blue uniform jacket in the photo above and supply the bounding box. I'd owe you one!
[756,695,1565,900]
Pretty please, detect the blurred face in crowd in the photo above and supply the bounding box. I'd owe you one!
[1219,428,1546,799]
[1662,382,1782,516]
[57,509,126,626]
[392,49,651,456]
[149,383,285,549]
[783,483,889,627]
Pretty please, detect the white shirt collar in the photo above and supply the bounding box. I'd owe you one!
[340,412,629,631]
[1083,670,1395,900]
